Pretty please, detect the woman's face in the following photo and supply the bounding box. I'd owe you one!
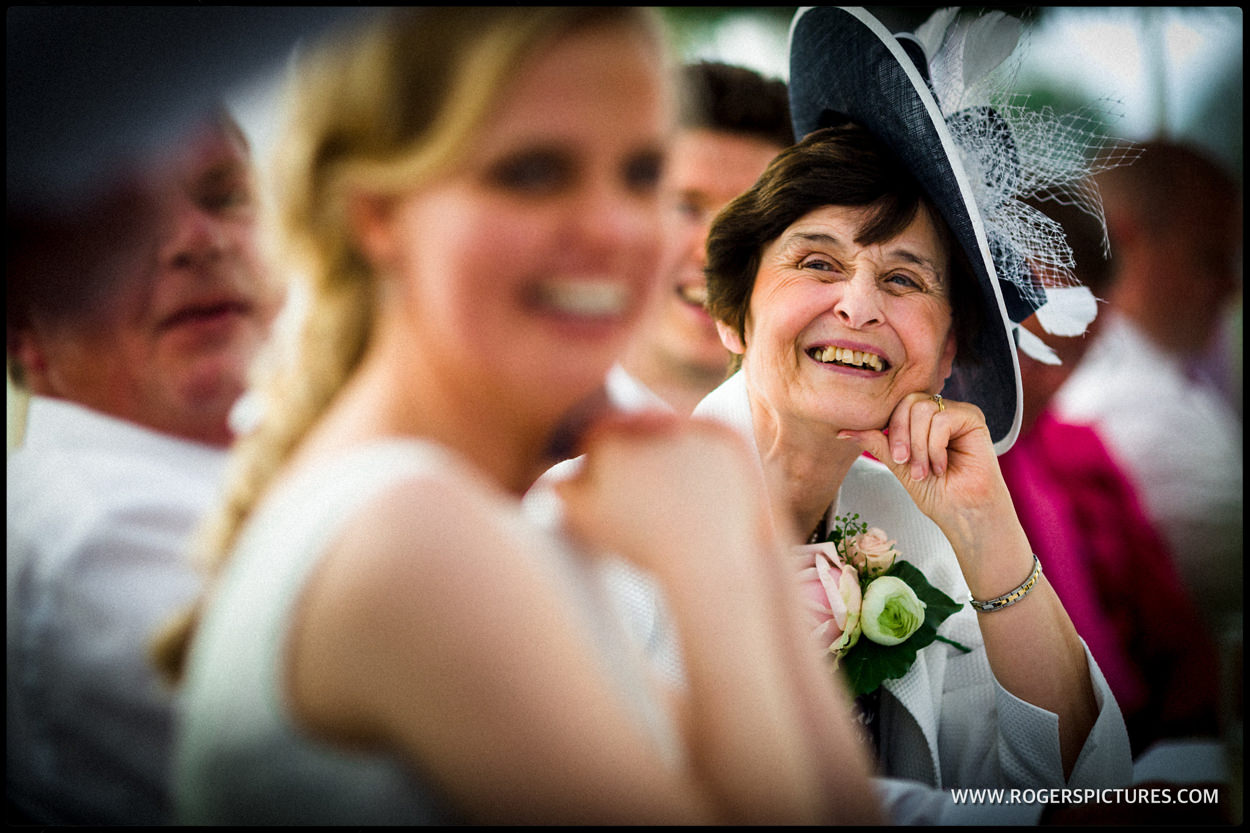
[725,203,958,431]
[365,22,669,418]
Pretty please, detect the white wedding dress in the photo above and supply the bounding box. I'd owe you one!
[175,439,678,824]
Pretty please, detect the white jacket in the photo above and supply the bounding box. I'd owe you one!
[694,372,1133,822]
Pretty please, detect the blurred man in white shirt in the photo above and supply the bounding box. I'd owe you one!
[7,109,281,825]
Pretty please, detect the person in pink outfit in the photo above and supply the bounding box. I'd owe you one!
[999,198,1220,756]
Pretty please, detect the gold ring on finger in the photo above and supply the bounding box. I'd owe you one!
[931,393,945,413]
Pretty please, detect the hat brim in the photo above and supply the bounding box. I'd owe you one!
[788,6,1022,452]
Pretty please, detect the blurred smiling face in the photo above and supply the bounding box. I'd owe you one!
[654,129,784,376]
[727,203,957,431]
[26,117,280,446]
[364,22,671,419]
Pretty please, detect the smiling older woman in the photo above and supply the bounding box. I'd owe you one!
[702,114,1127,792]
[688,6,1138,824]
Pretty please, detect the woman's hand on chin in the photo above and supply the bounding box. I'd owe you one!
[835,392,1022,554]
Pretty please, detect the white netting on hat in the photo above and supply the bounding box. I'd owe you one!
[914,8,1142,361]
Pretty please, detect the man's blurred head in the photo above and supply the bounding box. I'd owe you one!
[7,111,282,446]
[1095,140,1242,355]
[624,62,791,413]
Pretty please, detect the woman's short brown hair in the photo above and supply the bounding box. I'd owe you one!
[705,122,981,365]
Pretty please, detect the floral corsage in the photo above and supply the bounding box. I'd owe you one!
[795,513,969,696]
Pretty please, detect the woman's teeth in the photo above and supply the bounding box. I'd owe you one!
[811,345,885,371]
[534,280,629,317]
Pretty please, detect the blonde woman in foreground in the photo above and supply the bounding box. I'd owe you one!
[153,7,880,825]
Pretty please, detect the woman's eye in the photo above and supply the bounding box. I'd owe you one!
[488,152,572,193]
[675,196,702,222]
[623,151,663,193]
[885,272,922,290]
[800,256,835,273]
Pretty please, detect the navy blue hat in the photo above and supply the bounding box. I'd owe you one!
[788,6,1029,452]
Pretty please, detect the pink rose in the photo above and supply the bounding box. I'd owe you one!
[846,528,899,577]
[794,542,862,662]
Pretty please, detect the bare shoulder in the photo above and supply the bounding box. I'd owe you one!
[283,460,561,742]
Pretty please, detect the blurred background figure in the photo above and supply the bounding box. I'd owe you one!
[620,61,792,415]
[999,197,1222,757]
[7,9,362,822]
[7,111,280,447]
[1049,143,1242,801]
[1053,141,1242,643]
[6,6,365,453]
[6,108,281,825]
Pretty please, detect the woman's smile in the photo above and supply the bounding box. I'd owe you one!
[805,342,889,372]
[526,277,633,320]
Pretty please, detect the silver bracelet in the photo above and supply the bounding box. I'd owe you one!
[968,553,1042,613]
